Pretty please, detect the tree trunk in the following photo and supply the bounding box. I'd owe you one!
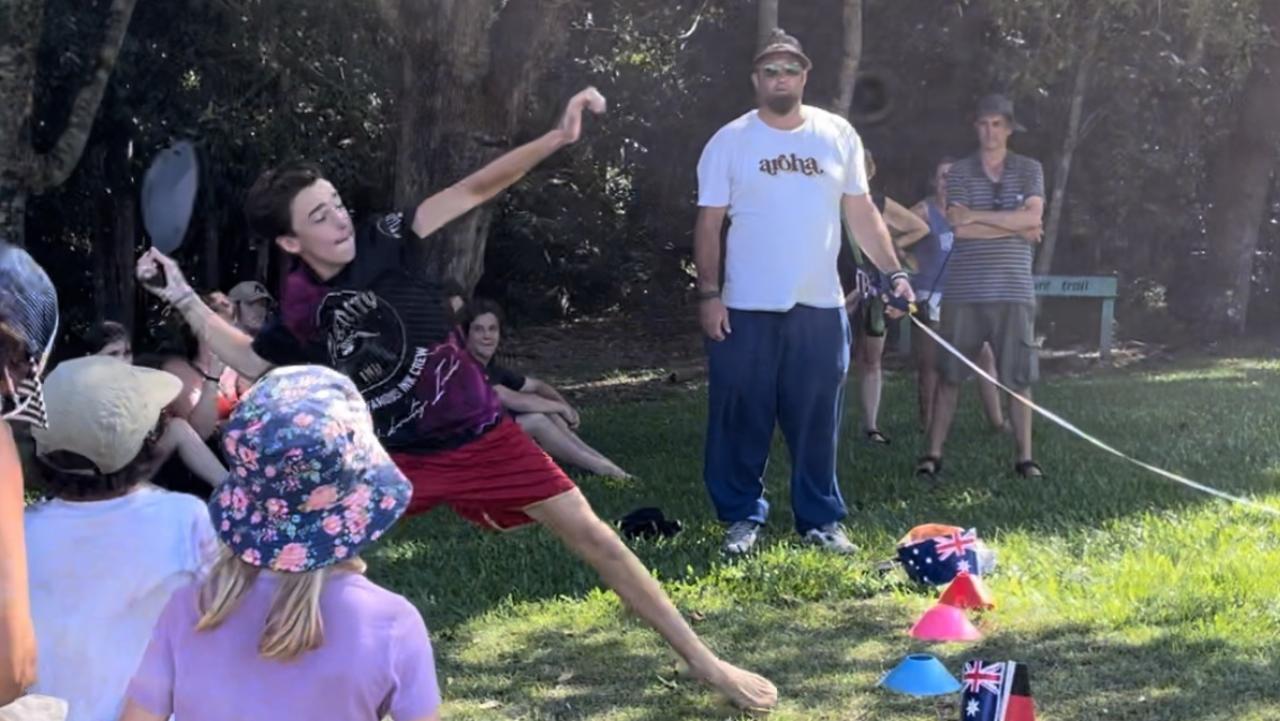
[389,0,584,293]
[110,182,136,331]
[757,0,779,50]
[91,134,136,329]
[1035,9,1102,276]
[0,0,138,246]
[0,0,43,246]
[831,0,863,119]
[1198,0,1280,335]
[0,191,28,247]
[201,163,220,291]
[33,0,139,190]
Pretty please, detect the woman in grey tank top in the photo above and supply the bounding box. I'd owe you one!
[847,151,928,446]
[908,159,1006,433]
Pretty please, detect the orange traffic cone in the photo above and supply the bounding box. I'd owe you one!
[938,571,995,610]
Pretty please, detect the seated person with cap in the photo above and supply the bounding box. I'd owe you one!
[24,356,218,721]
[463,299,630,479]
[226,280,275,337]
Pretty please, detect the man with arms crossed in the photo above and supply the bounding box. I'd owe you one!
[916,94,1046,481]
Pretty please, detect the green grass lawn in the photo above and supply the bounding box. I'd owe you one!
[368,357,1280,720]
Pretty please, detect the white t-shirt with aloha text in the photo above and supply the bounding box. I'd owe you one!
[697,106,869,312]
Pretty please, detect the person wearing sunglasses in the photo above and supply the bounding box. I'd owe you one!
[694,29,913,556]
[916,94,1046,483]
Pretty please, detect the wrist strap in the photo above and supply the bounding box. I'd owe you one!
[172,290,196,308]
[887,270,909,286]
[695,288,721,301]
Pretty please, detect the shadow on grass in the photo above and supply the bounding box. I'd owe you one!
[365,360,1280,720]
[369,364,1280,634]
[436,596,1280,721]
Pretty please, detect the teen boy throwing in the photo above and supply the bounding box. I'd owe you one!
[136,87,777,711]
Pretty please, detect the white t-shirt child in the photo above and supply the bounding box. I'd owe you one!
[24,485,217,721]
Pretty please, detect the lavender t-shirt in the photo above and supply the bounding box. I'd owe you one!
[126,573,440,720]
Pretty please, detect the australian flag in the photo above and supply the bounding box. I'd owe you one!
[960,660,1036,721]
[897,527,987,585]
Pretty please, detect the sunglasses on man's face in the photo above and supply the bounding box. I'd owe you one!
[759,63,804,79]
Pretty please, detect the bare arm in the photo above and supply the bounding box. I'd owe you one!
[952,222,1035,239]
[524,377,568,406]
[693,205,732,341]
[493,385,570,417]
[910,200,929,222]
[694,206,728,292]
[883,197,930,250]
[412,88,606,239]
[161,360,219,440]
[950,197,1044,240]
[0,423,36,705]
[137,250,274,381]
[841,194,905,275]
[174,296,273,381]
[119,700,167,721]
[152,418,227,488]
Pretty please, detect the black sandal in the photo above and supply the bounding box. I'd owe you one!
[866,429,891,445]
[1014,459,1044,478]
[915,455,943,481]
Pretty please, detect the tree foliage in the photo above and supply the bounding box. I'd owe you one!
[9,0,1280,345]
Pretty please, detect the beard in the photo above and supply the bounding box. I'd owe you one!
[763,93,800,115]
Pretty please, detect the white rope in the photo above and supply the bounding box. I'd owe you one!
[908,313,1280,516]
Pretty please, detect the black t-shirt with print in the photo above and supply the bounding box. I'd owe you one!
[485,362,526,393]
[251,210,504,451]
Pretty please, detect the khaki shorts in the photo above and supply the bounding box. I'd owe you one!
[937,302,1039,389]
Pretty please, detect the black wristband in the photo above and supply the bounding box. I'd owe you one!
[695,288,721,301]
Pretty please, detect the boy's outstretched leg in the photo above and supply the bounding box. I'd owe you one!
[525,489,778,711]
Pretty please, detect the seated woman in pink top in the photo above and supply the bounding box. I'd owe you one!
[121,366,439,721]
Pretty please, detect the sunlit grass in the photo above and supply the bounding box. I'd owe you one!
[369,357,1280,720]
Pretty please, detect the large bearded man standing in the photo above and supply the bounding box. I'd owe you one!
[694,30,914,555]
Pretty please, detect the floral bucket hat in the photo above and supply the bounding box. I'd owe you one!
[210,365,412,573]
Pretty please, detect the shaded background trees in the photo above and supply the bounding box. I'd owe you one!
[6,0,1280,351]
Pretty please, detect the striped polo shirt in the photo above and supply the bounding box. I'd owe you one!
[942,152,1045,304]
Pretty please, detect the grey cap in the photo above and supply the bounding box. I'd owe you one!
[141,140,200,254]
[0,242,59,428]
[754,28,812,70]
[975,94,1027,132]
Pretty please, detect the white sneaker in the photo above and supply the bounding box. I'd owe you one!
[803,523,857,554]
[722,521,762,555]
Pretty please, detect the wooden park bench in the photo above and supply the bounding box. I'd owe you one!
[896,275,1118,360]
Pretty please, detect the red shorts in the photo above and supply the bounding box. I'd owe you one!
[392,417,577,530]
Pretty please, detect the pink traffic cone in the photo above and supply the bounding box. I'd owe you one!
[909,603,982,642]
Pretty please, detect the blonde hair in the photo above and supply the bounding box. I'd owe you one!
[196,547,367,661]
